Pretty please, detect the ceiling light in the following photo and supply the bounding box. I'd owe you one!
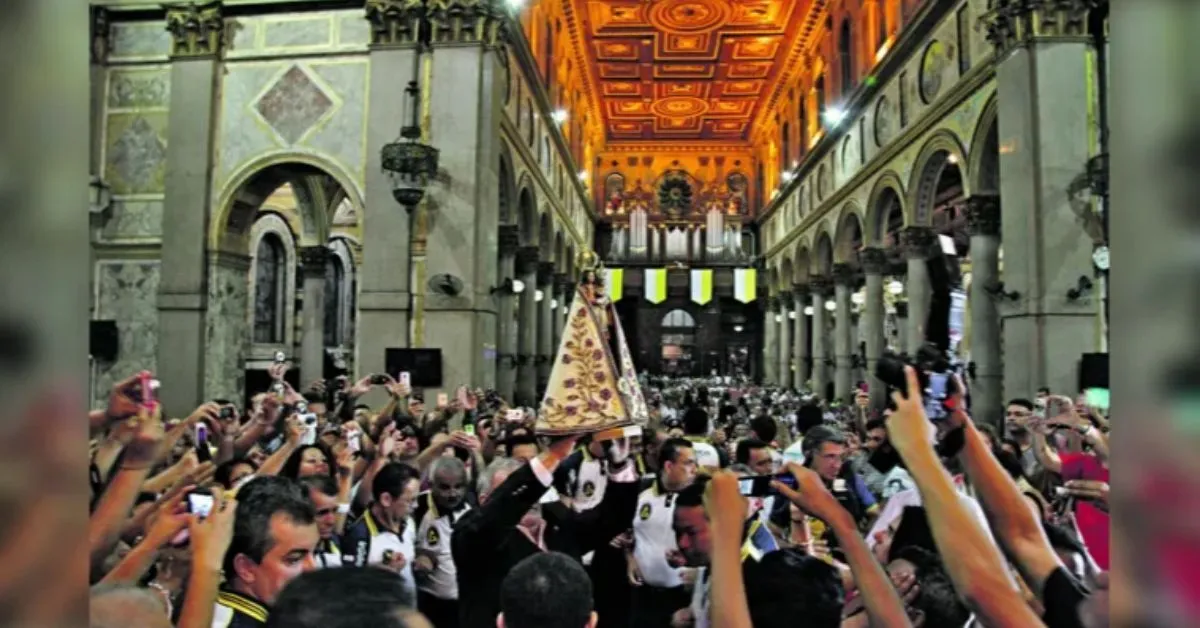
[823,107,847,126]
[788,310,797,319]
[774,314,783,323]
[851,292,865,305]
[946,153,959,164]
[578,170,589,181]
[734,324,744,333]
[887,279,904,295]
[781,170,795,183]
[804,306,814,316]
[550,298,558,310]
[535,289,544,302]
[506,0,524,9]
[825,300,837,311]
[512,279,526,294]
[551,109,569,124]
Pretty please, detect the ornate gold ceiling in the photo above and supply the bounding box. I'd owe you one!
[568,0,814,142]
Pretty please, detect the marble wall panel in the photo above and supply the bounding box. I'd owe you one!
[108,21,170,61]
[263,16,332,49]
[101,200,164,241]
[93,262,160,408]
[108,68,171,109]
[215,63,289,188]
[225,10,369,59]
[205,262,251,403]
[105,112,169,195]
[306,62,368,186]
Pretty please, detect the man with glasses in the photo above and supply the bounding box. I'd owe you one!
[344,462,422,605]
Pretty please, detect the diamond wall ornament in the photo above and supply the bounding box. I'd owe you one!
[254,65,335,145]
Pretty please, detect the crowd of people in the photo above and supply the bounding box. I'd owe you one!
[88,355,1111,627]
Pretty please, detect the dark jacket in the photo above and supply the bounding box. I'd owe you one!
[451,462,639,628]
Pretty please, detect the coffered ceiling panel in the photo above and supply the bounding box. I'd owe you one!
[571,0,813,141]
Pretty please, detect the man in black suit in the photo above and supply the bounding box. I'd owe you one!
[451,435,640,628]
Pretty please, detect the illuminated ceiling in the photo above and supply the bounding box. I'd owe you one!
[569,0,817,142]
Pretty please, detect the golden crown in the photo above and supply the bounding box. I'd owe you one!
[577,250,604,273]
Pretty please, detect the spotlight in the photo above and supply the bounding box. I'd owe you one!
[825,300,837,311]
[823,106,847,126]
[887,280,904,295]
[551,109,568,124]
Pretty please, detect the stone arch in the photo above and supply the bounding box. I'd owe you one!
[538,211,553,254]
[248,213,298,348]
[780,257,795,290]
[906,129,968,225]
[792,243,812,285]
[499,140,518,224]
[812,230,835,277]
[211,153,363,254]
[865,171,908,245]
[966,91,1000,195]
[833,203,866,264]
[517,178,538,245]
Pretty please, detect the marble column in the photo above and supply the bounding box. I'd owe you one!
[833,264,856,403]
[536,262,555,396]
[792,287,810,390]
[515,246,539,406]
[860,248,889,411]
[762,298,778,385]
[810,277,831,400]
[777,292,792,389]
[423,23,507,389]
[552,273,569,355]
[156,4,223,416]
[495,225,520,402]
[358,12,417,378]
[982,1,1102,396]
[966,195,1004,429]
[901,227,935,355]
[298,246,329,387]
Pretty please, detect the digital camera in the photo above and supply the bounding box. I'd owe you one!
[875,343,958,420]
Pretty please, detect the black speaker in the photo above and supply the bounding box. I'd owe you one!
[90,320,119,362]
[385,348,443,388]
[1078,353,1109,391]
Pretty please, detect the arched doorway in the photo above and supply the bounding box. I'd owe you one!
[213,160,361,405]
[660,308,697,375]
[914,148,967,353]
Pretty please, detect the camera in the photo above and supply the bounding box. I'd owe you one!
[370,373,391,385]
[875,343,958,420]
[219,405,234,420]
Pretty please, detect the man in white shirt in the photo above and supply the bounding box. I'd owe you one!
[680,407,721,472]
[628,438,697,628]
[413,457,471,628]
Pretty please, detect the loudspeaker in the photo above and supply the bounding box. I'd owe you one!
[90,320,119,362]
[385,348,443,388]
[1078,353,1109,391]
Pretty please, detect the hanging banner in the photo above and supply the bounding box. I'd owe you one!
[690,269,713,305]
[733,268,757,303]
[605,267,624,302]
[644,268,667,304]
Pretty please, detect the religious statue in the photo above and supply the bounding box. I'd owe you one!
[536,250,649,435]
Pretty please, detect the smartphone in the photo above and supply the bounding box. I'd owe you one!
[136,371,159,412]
[506,409,524,423]
[399,372,411,387]
[345,430,361,453]
[195,423,213,462]
[187,491,215,518]
[737,473,798,497]
[299,413,318,446]
[273,351,287,364]
[437,393,449,408]
[1084,388,1110,412]
[370,373,390,385]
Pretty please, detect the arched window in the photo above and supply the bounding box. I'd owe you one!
[662,309,696,328]
[781,122,791,170]
[323,254,344,346]
[815,75,827,126]
[253,234,286,344]
[840,18,854,96]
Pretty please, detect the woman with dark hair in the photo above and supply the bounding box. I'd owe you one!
[213,457,258,490]
[280,443,334,480]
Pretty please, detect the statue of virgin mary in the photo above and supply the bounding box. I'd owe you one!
[536,251,648,436]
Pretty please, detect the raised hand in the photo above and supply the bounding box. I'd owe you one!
[106,373,145,422]
[190,492,237,574]
[772,463,845,525]
[122,406,166,470]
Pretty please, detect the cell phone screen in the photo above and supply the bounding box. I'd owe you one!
[1084,388,1110,411]
[437,393,449,407]
[187,493,215,518]
[399,372,411,387]
[464,424,475,436]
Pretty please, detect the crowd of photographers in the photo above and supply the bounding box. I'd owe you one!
[87,351,1112,627]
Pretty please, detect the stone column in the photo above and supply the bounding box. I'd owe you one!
[966,194,1004,429]
[421,5,507,389]
[982,1,1102,396]
[792,286,810,390]
[777,292,792,389]
[156,3,223,416]
[762,298,777,385]
[809,277,831,400]
[901,227,935,355]
[495,225,520,401]
[298,246,329,387]
[552,273,569,355]
[358,10,417,378]
[536,262,555,396]
[515,246,539,406]
[833,264,856,404]
[860,248,889,410]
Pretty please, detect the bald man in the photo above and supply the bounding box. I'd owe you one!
[89,583,172,628]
